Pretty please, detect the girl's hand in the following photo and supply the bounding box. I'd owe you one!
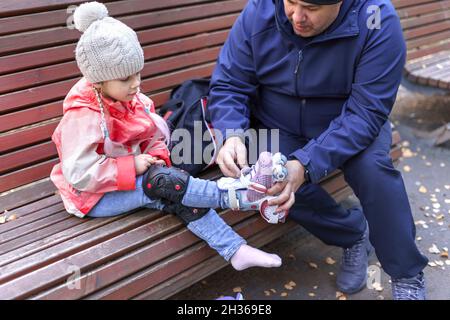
[134,154,164,175]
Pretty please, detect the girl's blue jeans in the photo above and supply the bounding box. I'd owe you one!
[87,176,246,261]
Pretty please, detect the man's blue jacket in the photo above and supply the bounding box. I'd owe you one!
[208,0,406,183]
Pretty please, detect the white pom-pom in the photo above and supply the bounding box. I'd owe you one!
[74,2,109,33]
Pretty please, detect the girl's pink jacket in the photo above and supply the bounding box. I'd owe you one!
[50,78,171,218]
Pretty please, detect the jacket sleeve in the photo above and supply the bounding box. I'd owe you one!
[60,108,136,192]
[290,6,406,183]
[208,0,258,143]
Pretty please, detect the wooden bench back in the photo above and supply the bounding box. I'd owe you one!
[0,0,246,193]
[393,0,450,60]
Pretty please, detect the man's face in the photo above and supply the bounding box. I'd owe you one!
[283,0,342,37]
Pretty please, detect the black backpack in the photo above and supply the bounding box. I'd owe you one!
[158,79,218,176]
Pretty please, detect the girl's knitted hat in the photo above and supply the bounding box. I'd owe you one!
[74,2,144,83]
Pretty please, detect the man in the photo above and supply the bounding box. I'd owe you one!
[208,0,428,300]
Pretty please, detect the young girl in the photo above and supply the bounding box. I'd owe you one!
[51,1,287,271]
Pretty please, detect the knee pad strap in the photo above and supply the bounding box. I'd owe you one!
[162,201,209,225]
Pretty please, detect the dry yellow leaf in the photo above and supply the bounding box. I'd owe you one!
[441,252,449,259]
[264,291,271,296]
[0,216,6,224]
[338,295,347,300]
[281,292,288,297]
[309,262,318,269]
[270,288,277,293]
[325,257,336,265]
[402,148,414,158]
[436,214,445,220]
[288,281,296,287]
[284,284,294,290]
[7,214,17,221]
[425,162,432,167]
[336,291,344,298]
[308,293,316,297]
[418,186,427,193]
[402,165,411,172]
[233,287,242,293]
[288,254,296,260]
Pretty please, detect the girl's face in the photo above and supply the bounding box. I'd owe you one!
[94,72,141,102]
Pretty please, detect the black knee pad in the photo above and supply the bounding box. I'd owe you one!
[142,165,191,203]
[162,200,209,225]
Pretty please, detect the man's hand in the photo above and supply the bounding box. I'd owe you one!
[267,160,305,213]
[134,154,165,175]
[216,136,249,177]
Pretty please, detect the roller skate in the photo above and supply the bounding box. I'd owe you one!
[217,151,289,224]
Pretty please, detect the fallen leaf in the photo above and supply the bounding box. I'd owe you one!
[270,289,277,293]
[377,295,385,300]
[435,188,441,193]
[428,262,437,267]
[313,285,318,290]
[436,214,445,220]
[445,185,450,190]
[284,284,294,290]
[403,165,411,172]
[281,292,288,297]
[416,236,422,241]
[445,260,450,266]
[288,254,296,260]
[425,162,432,167]
[0,216,6,224]
[429,244,440,254]
[440,163,446,167]
[338,295,347,300]
[233,287,242,293]
[433,203,441,209]
[6,214,16,221]
[308,293,316,297]
[419,186,428,193]
[264,290,271,296]
[329,272,335,276]
[441,252,449,259]
[402,148,414,158]
[435,260,444,266]
[445,199,450,204]
[336,291,345,298]
[325,257,336,265]
[308,262,318,269]
[288,281,296,287]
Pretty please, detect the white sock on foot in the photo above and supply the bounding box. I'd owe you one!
[230,244,282,271]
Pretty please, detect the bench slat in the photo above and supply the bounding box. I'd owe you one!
[0,0,245,56]
[0,0,213,36]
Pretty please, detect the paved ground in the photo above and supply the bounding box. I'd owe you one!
[172,82,450,300]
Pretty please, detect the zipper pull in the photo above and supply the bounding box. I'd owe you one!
[294,50,303,74]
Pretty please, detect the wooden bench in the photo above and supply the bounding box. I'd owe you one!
[0,0,402,300]
[394,0,450,145]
